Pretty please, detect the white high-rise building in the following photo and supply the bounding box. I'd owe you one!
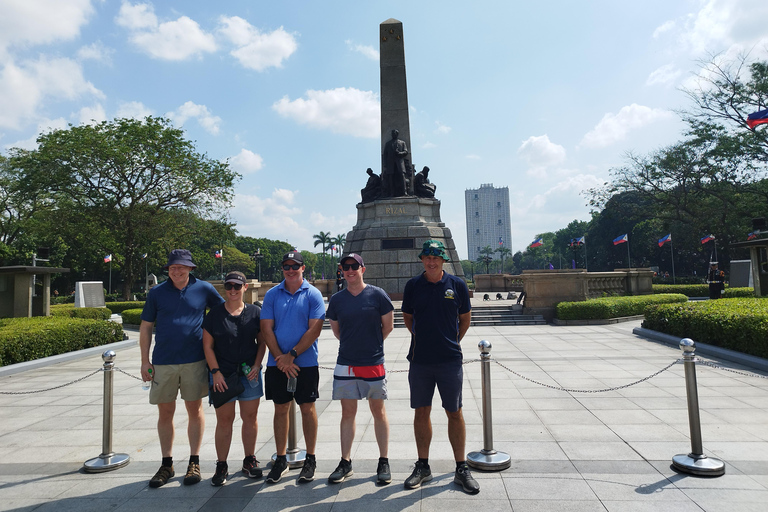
[465,184,511,262]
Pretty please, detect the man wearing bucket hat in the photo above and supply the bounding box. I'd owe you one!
[140,249,225,488]
[401,240,478,494]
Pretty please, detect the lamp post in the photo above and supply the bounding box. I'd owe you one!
[252,249,264,281]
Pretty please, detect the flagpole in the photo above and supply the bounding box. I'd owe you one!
[670,241,676,284]
[109,259,112,296]
[584,240,588,272]
[626,239,631,269]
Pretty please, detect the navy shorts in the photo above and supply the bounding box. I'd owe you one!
[408,360,463,412]
[265,365,319,405]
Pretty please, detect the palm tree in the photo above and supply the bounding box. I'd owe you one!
[313,231,331,279]
[496,246,511,273]
[478,245,494,273]
[331,233,346,262]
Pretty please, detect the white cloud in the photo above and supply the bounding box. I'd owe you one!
[166,101,221,135]
[674,0,768,57]
[345,40,378,60]
[272,87,379,138]
[4,117,68,150]
[116,2,216,60]
[465,154,481,160]
[229,149,264,174]
[580,104,674,149]
[77,103,106,125]
[646,63,682,87]
[422,141,436,149]
[517,134,566,169]
[218,16,297,71]
[435,121,451,134]
[116,101,153,119]
[652,20,675,39]
[231,189,304,243]
[77,41,114,64]
[0,0,94,53]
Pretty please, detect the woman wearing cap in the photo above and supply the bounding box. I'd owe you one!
[202,271,266,486]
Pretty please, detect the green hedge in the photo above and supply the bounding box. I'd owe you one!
[106,301,145,314]
[652,284,754,297]
[0,317,124,366]
[121,309,144,325]
[50,304,112,320]
[556,293,688,320]
[643,298,768,359]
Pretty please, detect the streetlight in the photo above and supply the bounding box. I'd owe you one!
[252,249,264,282]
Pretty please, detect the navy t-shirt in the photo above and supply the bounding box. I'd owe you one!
[326,285,394,366]
[401,271,471,364]
[141,275,224,365]
[202,302,261,377]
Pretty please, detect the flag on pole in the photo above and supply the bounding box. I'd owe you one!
[141,253,148,259]
[104,254,112,263]
[746,108,768,128]
[658,234,672,247]
[748,232,758,240]
[613,234,628,245]
[530,237,543,248]
[214,249,223,258]
[498,237,503,246]
[575,236,585,245]
[700,234,715,244]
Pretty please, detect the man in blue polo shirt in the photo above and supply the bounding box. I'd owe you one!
[140,249,224,488]
[260,251,325,484]
[401,240,479,494]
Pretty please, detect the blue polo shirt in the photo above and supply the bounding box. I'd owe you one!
[261,279,325,367]
[141,275,224,365]
[401,271,471,364]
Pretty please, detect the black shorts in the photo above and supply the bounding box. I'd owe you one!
[265,365,319,405]
[408,360,463,412]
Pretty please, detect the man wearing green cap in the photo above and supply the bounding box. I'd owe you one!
[401,240,478,494]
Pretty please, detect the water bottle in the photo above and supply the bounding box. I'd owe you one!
[242,362,259,388]
[142,368,153,391]
[241,362,251,375]
[287,376,297,393]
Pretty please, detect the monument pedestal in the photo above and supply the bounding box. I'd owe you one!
[344,197,464,299]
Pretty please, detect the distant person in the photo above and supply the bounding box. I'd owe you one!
[140,249,225,488]
[707,262,725,299]
[401,240,479,495]
[261,251,325,484]
[203,272,267,486]
[326,254,394,485]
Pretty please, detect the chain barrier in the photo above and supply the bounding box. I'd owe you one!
[0,368,103,395]
[693,358,768,379]
[491,358,683,393]
[114,367,142,381]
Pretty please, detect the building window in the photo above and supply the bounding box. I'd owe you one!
[475,229,480,233]
[474,194,478,199]
[497,201,501,207]
[475,211,479,216]
[498,219,502,224]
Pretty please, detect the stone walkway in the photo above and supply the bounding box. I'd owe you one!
[1,315,767,511]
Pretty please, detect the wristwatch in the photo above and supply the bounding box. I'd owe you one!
[211,368,220,374]
[289,348,298,358]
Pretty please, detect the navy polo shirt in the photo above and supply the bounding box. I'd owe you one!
[141,275,224,365]
[401,271,471,364]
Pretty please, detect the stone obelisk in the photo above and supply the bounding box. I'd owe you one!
[344,19,465,299]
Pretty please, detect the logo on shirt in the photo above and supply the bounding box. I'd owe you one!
[444,289,455,300]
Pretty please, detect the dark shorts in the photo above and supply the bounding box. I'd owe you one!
[265,365,319,405]
[408,360,463,412]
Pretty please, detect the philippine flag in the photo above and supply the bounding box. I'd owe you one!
[613,234,628,245]
[748,232,758,240]
[747,108,768,129]
[104,254,112,263]
[658,234,672,247]
[700,234,715,244]
[530,237,543,248]
[575,236,585,245]
[498,237,503,246]
[214,250,223,258]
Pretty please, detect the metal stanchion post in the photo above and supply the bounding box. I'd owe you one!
[83,350,131,472]
[272,400,306,469]
[671,338,725,476]
[467,340,511,471]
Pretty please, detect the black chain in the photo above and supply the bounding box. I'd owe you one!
[0,368,103,395]
[693,358,768,379]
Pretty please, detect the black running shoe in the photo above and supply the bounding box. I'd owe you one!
[298,457,316,482]
[454,463,480,494]
[266,457,289,483]
[404,460,432,489]
[376,459,391,485]
[211,461,228,487]
[243,455,263,479]
[328,458,353,483]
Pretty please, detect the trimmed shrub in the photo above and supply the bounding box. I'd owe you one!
[106,301,145,314]
[652,284,754,297]
[0,317,124,366]
[643,298,768,359]
[50,304,112,320]
[121,309,144,325]
[556,293,688,320]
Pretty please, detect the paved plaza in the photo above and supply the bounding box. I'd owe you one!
[1,302,767,511]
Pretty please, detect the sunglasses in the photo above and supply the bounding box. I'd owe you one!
[422,247,444,256]
[282,264,301,271]
[224,283,243,290]
[341,263,361,271]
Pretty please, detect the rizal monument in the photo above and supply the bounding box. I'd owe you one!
[343,19,465,299]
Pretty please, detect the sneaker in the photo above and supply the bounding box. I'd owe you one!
[328,459,353,483]
[404,460,432,489]
[211,461,228,487]
[298,457,316,482]
[149,465,174,488]
[376,459,391,485]
[243,455,263,479]
[183,462,202,485]
[454,463,480,494]
[266,457,289,483]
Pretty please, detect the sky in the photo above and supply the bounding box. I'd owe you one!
[2,0,768,260]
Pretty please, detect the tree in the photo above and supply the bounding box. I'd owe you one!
[495,246,511,273]
[8,117,239,299]
[477,246,494,274]
[331,233,346,261]
[313,231,332,279]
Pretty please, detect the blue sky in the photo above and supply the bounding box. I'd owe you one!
[2,0,768,259]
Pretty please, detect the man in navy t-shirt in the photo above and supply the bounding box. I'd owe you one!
[401,240,479,494]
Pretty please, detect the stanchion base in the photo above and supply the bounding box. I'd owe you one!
[83,453,130,473]
[272,449,307,469]
[672,453,725,476]
[467,449,511,471]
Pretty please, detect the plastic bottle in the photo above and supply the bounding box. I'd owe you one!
[242,362,259,388]
[142,368,153,391]
[241,362,251,375]
[287,376,297,392]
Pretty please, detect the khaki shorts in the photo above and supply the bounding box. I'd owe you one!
[149,360,208,405]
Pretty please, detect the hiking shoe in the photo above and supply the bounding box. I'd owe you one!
[183,462,201,485]
[404,460,432,489]
[454,463,480,494]
[266,457,289,483]
[328,459,353,483]
[298,457,316,482]
[243,455,263,479]
[211,461,228,487]
[149,465,174,488]
[376,459,391,485]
